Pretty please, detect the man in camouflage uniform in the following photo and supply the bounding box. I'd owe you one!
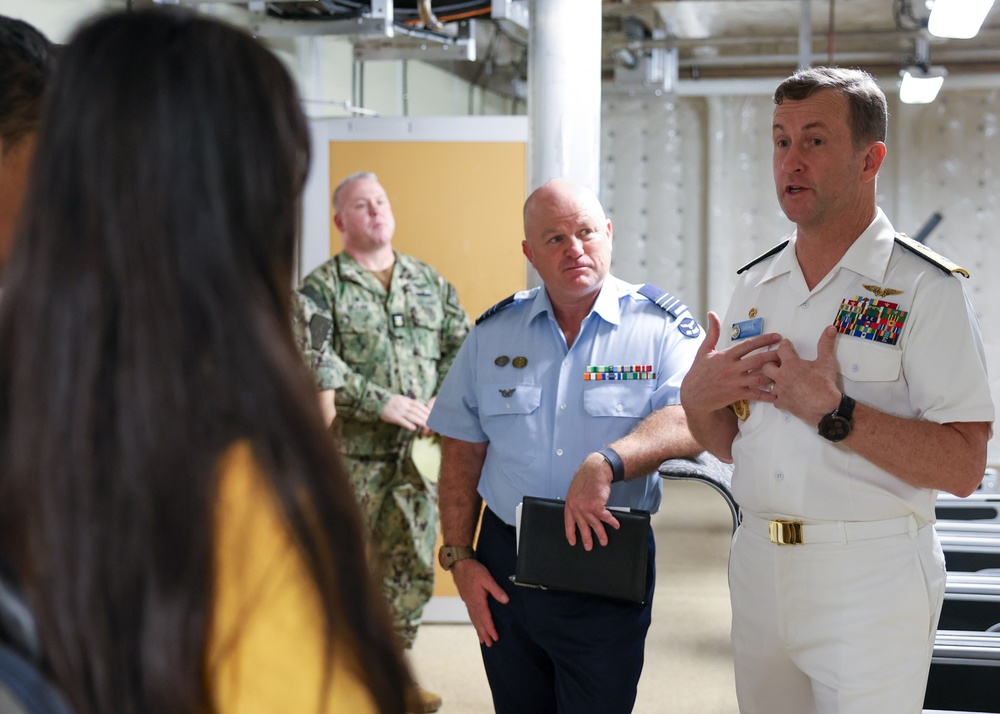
[292,172,469,714]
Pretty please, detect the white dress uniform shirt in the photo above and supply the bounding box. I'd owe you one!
[721,208,994,523]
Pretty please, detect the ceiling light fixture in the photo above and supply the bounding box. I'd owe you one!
[927,0,996,39]
[612,48,639,70]
[899,65,947,104]
[899,34,947,105]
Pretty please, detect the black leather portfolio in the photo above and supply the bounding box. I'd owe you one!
[514,496,650,603]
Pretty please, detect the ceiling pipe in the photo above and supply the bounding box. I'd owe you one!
[605,28,1000,51]
[657,48,1000,69]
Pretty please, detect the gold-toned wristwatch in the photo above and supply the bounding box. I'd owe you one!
[438,545,475,571]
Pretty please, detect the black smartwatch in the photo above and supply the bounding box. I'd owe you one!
[818,393,855,442]
[598,447,626,483]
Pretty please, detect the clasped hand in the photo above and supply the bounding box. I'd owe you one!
[680,311,782,416]
[380,394,436,437]
[761,325,842,425]
[681,312,843,426]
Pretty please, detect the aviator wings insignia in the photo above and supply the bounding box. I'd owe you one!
[862,284,904,298]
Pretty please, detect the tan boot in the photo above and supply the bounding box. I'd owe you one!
[404,684,442,713]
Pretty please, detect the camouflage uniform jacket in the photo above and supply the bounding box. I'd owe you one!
[292,250,470,457]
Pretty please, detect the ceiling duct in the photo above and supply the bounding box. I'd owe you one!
[611,15,678,95]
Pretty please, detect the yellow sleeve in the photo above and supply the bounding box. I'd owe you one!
[207,443,379,714]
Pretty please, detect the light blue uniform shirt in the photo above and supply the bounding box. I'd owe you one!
[428,276,704,526]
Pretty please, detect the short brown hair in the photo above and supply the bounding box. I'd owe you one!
[774,67,887,150]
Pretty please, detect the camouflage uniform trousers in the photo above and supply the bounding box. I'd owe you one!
[342,450,438,649]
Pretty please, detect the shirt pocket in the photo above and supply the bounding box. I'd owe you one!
[834,337,902,383]
[406,294,444,361]
[582,383,652,418]
[335,301,387,369]
[582,383,651,449]
[480,383,542,416]
[479,383,542,468]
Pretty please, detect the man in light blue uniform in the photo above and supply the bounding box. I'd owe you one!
[427,179,703,714]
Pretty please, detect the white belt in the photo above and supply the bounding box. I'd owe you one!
[740,511,923,545]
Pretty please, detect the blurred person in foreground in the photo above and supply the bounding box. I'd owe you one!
[0,14,54,282]
[681,67,994,713]
[0,8,408,713]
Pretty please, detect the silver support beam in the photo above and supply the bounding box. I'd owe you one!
[798,0,812,70]
[250,16,393,39]
[493,0,529,28]
[528,0,602,194]
[354,20,476,62]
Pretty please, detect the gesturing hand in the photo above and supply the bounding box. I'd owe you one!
[761,325,842,425]
[680,311,782,417]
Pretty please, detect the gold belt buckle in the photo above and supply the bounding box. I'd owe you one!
[769,519,803,545]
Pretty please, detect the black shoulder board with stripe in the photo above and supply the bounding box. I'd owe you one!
[894,233,969,278]
[737,241,788,274]
[637,283,687,319]
[476,294,517,325]
[299,283,328,310]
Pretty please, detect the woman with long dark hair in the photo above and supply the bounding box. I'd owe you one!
[0,8,408,713]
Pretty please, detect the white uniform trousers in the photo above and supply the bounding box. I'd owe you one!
[729,518,946,714]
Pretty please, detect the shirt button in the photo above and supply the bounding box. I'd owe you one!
[556,449,564,456]
[505,402,511,409]
[560,403,567,410]
[851,363,861,373]
[776,472,784,481]
[616,404,624,412]
[801,301,809,308]
[784,414,791,422]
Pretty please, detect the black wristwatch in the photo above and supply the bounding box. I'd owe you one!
[818,393,855,442]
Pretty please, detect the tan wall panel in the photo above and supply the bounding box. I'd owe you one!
[328,141,527,319]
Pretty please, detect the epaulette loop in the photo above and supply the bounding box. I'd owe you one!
[636,283,687,319]
[894,233,969,278]
[737,241,788,274]
[476,294,517,325]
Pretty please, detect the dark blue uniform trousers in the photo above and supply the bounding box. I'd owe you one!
[477,507,655,714]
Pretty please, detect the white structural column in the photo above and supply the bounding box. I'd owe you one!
[798,0,812,69]
[527,0,603,194]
